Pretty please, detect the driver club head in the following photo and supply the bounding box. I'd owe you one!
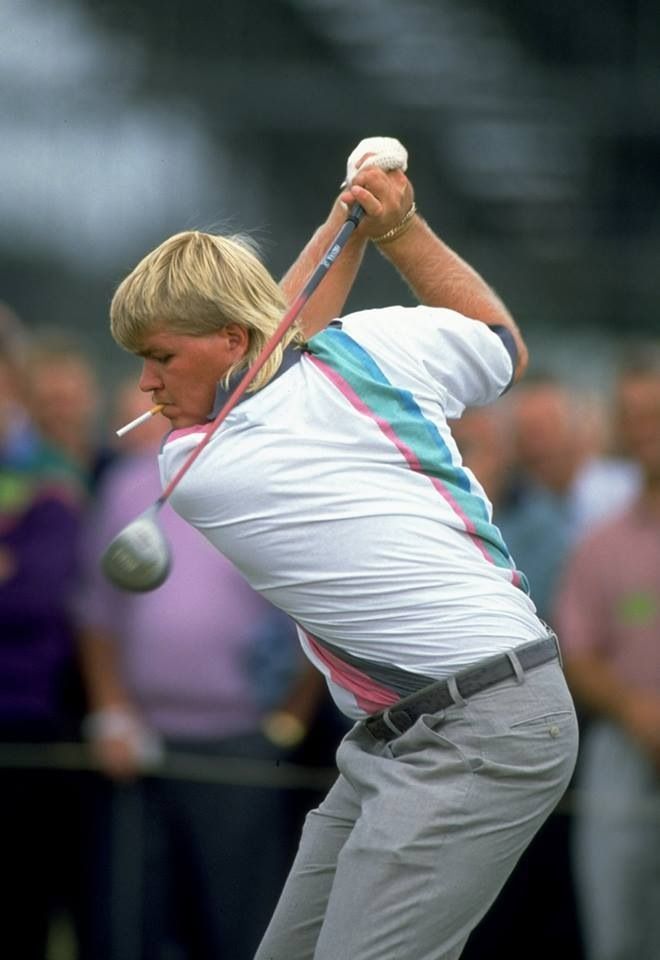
[101,504,172,592]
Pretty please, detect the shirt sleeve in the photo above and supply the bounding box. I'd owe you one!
[417,309,514,415]
[342,306,514,419]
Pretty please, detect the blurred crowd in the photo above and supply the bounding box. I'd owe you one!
[1,297,658,960]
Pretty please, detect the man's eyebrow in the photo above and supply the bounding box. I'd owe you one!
[136,346,163,358]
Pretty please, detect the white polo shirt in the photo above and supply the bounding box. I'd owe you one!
[160,305,545,718]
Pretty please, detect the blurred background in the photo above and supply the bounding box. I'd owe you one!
[3,0,659,391]
[1,2,659,959]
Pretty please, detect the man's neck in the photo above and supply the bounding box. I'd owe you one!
[639,477,660,519]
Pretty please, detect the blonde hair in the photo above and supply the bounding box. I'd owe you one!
[110,230,302,392]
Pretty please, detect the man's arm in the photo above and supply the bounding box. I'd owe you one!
[261,659,329,750]
[340,168,528,382]
[279,152,413,340]
[279,198,369,339]
[555,534,660,770]
[564,652,660,770]
[78,626,151,780]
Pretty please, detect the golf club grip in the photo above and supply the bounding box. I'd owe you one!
[158,203,365,504]
[293,203,364,304]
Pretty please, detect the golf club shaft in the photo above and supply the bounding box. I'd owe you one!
[158,203,364,505]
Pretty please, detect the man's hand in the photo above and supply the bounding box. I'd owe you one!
[339,164,415,242]
[279,137,411,336]
[338,136,415,242]
[83,707,163,781]
[91,732,143,781]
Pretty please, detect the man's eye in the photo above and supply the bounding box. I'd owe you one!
[156,354,173,364]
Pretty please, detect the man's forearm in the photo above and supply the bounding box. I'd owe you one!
[279,199,368,339]
[565,653,638,726]
[375,214,528,380]
[566,652,660,765]
[77,628,134,713]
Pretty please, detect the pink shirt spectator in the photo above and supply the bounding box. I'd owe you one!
[555,502,660,694]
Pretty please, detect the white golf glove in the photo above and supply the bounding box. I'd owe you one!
[344,136,408,186]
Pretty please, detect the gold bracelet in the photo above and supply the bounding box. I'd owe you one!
[372,202,417,245]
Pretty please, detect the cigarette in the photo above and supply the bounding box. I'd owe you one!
[116,404,164,437]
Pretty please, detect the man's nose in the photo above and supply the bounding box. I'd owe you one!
[138,359,161,392]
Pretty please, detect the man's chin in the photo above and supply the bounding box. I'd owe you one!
[168,414,204,430]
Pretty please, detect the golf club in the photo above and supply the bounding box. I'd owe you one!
[101,202,365,592]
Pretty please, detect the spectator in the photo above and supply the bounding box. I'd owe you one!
[455,370,646,959]
[455,373,641,627]
[554,346,660,960]
[0,303,87,958]
[24,328,117,492]
[75,378,331,960]
[0,302,33,457]
[510,371,639,539]
[451,402,570,622]
[452,402,585,960]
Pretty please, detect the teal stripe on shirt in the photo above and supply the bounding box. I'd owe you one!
[307,326,529,590]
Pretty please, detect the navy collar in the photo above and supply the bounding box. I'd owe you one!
[206,342,304,420]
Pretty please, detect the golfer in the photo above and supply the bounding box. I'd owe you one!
[109,142,578,960]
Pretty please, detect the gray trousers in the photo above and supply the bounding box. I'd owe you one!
[255,659,578,960]
[572,721,660,960]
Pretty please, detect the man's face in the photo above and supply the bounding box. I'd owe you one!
[0,357,22,441]
[616,373,660,480]
[512,385,580,494]
[137,326,248,429]
[28,356,97,441]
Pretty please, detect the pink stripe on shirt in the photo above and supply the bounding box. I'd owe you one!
[164,424,208,445]
[303,631,400,714]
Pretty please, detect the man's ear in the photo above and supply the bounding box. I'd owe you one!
[219,323,249,356]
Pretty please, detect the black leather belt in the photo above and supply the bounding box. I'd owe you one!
[364,634,560,742]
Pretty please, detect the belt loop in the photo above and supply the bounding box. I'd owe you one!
[541,621,563,669]
[380,708,404,737]
[552,632,564,669]
[506,650,525,684]
[447,676,468,707]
